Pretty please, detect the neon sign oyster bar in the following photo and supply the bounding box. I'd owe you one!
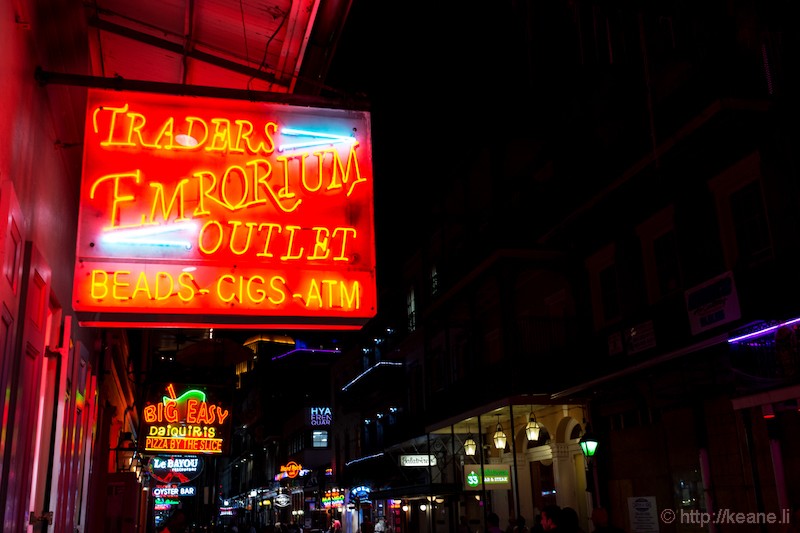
[73,88,377,329]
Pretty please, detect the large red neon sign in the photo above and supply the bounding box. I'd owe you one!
[74,89,376,329]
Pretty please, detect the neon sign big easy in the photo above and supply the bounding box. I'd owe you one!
[143,384,231,455]
[74,89,376,329]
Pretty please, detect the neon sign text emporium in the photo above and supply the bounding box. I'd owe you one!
[74,89,376,329]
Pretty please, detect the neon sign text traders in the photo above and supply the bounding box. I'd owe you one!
[74,89,376,329]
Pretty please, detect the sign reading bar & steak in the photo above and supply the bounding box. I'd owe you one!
[463,465,511,490]
[74,88,376,330]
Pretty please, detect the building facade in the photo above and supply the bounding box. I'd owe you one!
[333,2,799,533]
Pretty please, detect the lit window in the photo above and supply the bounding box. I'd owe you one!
[313,430,328,448]
[406,287,416,332]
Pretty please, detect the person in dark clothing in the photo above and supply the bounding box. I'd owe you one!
[487,513,504,533]
[530,515,544,533]
[159,509,188,533]
[541,505,561,532]
[590,508,625,533]
[560,507,583,533]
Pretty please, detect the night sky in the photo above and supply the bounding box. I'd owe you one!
[324,1,532,276]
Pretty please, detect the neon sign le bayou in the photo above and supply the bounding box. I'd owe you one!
[73,89,377,329]
[143,384,231,455]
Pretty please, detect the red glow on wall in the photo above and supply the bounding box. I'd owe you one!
[74,89,376,329]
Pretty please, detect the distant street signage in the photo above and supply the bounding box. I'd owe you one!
[142,383,231,455]
[627,496,659,533]
[74,88,377,330]
[322,489,344,509]
[148,455,204,483]
[281,461,303,478]
[275,494,292,507]
[309,406,332,426]
[152,484,196,497]
[463,465,511,490]
[685,271,740,335]
[400,454,437,467]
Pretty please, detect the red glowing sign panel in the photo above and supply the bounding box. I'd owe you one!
[142,383,232,456]
[74,88,376,329]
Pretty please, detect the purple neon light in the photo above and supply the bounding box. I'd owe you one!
[271,348,340,361]
[727,316,800,344]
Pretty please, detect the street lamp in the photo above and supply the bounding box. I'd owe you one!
[464,424,477,456]
[579,430,598,458]
[113,432,137,473]
[493,416,506,450]
[525,408,541,442]
[580,427,600,507]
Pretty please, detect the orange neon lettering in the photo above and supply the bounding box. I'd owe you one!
[254,121,278,154]
[322,279,338,307]
[165,401,179,422]
[131,271,153,300]
[94,104,131,145]
[255,223,282,258]
[178,272,197,302]
[219,165,249,210]
[152,117,176,148]
[332,227,357,261]
[306,279,323,308]
[325,144,366,196]
[91,270,110,299]
[280,225,304,260]
[149,179,190,223]
[89,171,146,230]
[156,272,174,300]
[128,112,159,149]
[229,221,258,255]
[341,281,361,309]
[300,152,322,192]
[247,276,267,303]
[186,399,200,423]
[251,159,302,213]
[232,120,254,154]
[308,227,331,260]
[217,274,237,303]
[269,276,288,305]
[276,154,299,199]
[183,117,209,149]
[198,220,224,255]
[112,271,131,300]
[206,118,235,153]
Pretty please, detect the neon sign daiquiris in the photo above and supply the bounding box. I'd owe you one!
[143,383,231,455]
[74,88,376,329]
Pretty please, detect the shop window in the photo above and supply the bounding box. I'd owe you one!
[313,430,328,448]
[730,180,772,265]
[406,287,416,332]
[586,244,621,329]
[709,152,773,269]
[430,265,440,296]
[637,206,682,303]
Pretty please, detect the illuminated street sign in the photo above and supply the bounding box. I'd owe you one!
[75,88,376,329]
[142,383,231,455]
